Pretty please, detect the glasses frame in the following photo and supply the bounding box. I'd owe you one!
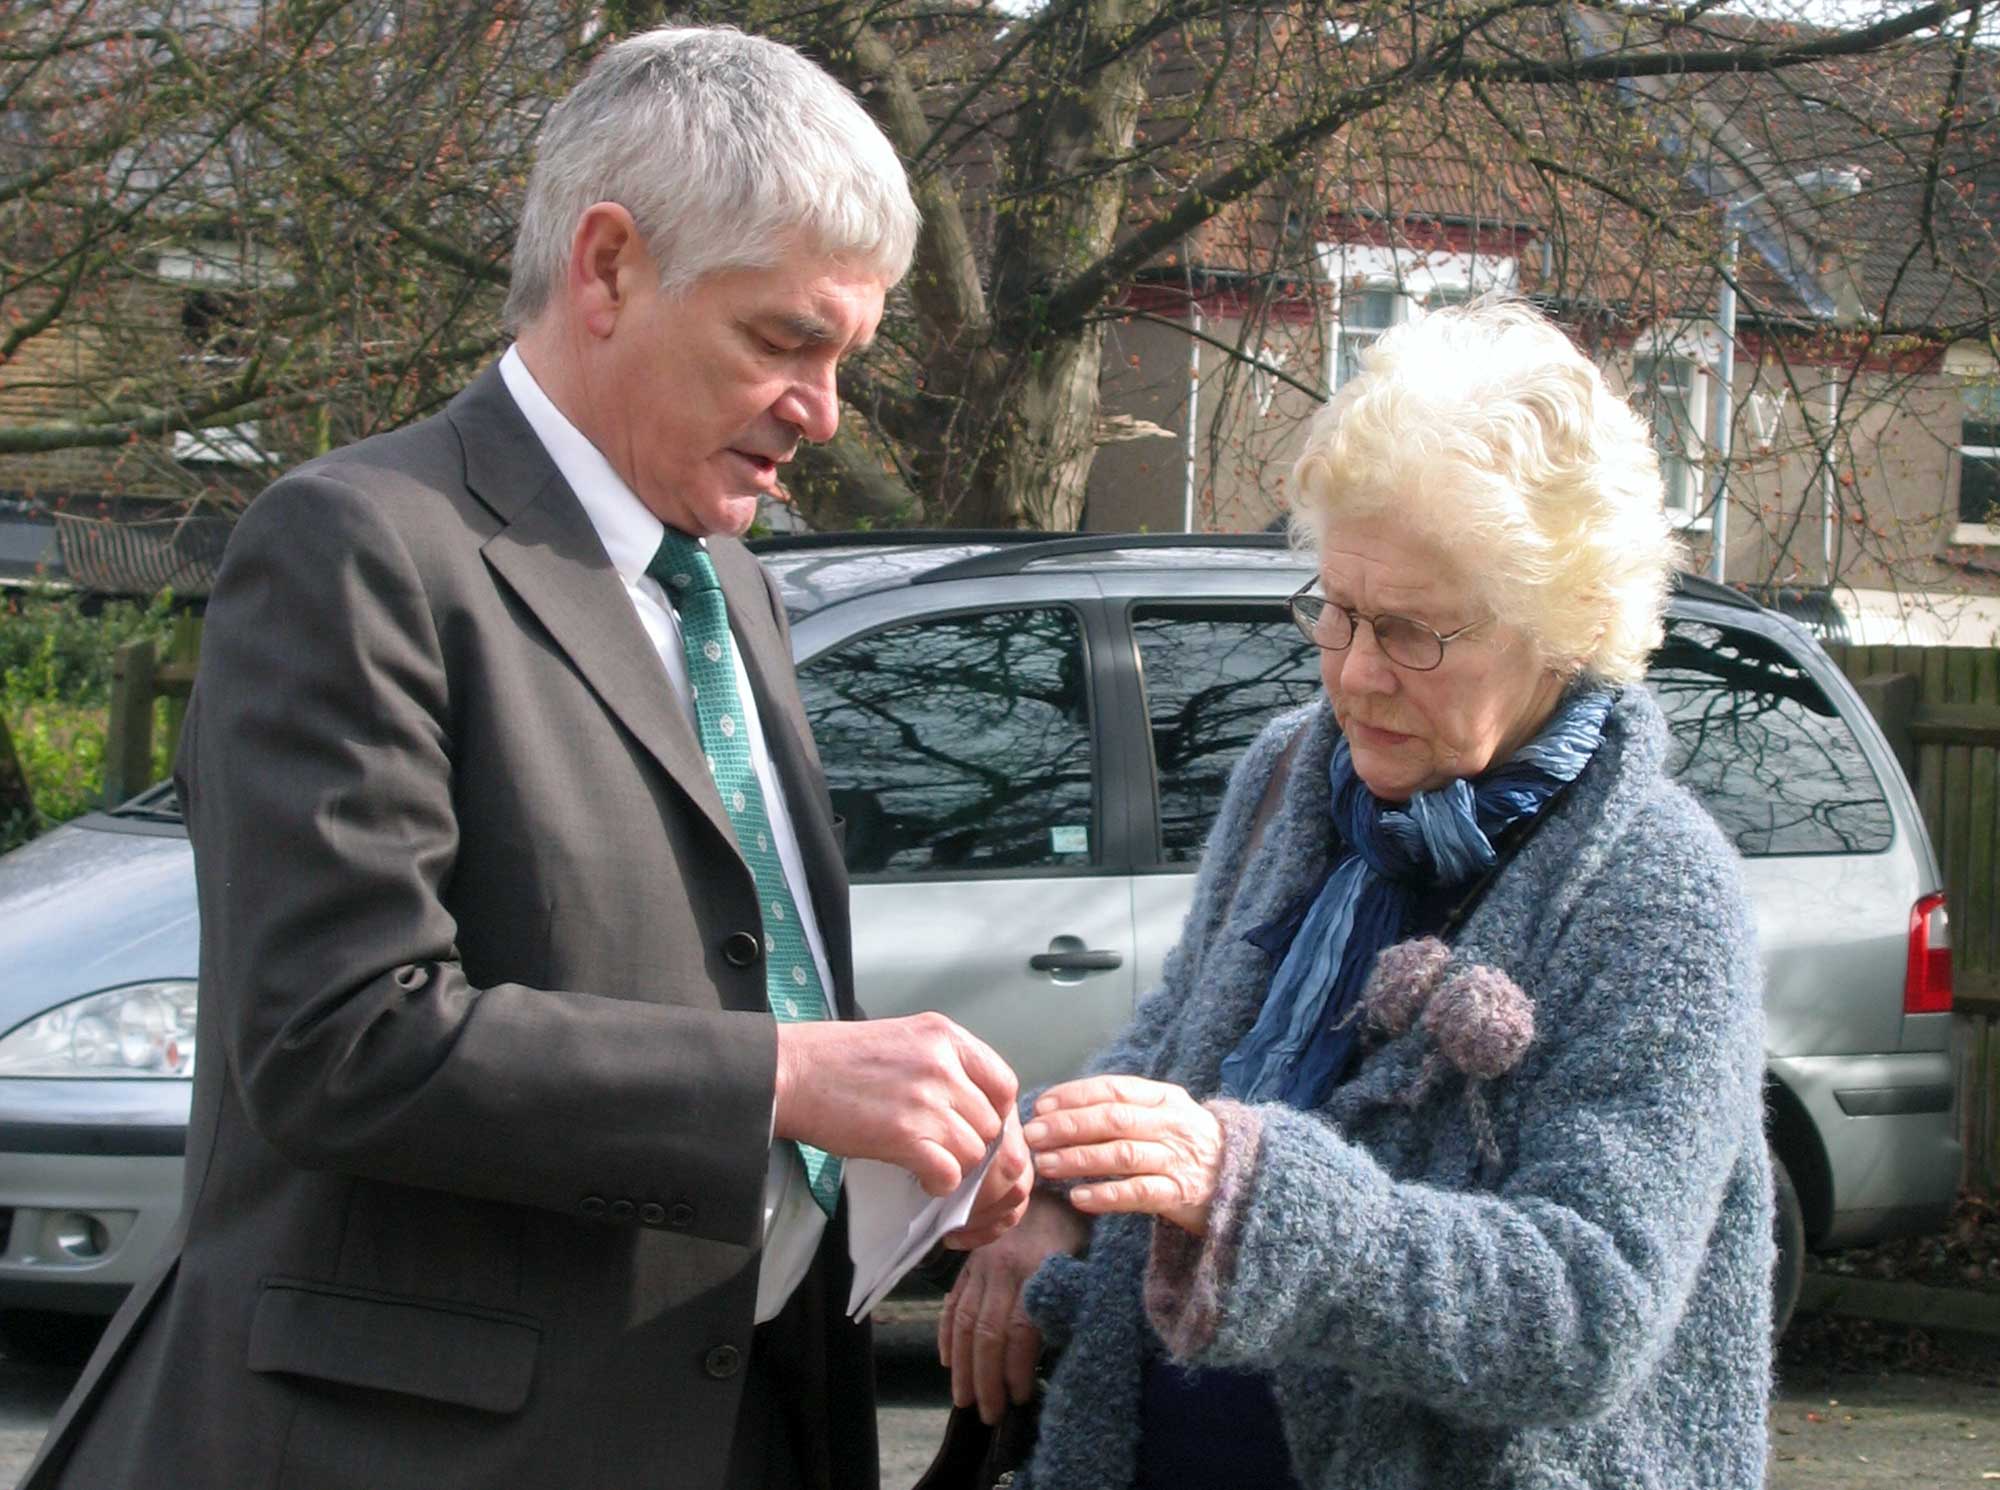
[1286,580,1486,673]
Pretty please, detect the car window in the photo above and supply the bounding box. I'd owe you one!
[1648,616,1893,856]
[1132,605,1322,864]
[798,607,1096,876]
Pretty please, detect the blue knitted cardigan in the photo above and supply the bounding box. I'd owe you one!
[1018,688,1773,1490]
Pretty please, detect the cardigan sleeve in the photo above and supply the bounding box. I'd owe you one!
[1143,794,1766,1427]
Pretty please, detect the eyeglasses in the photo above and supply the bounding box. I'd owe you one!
[1287,581,1486,672]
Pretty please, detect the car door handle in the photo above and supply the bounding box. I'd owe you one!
[1028,949,1124,973]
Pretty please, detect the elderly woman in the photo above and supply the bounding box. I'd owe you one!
[939,299,1772,1489]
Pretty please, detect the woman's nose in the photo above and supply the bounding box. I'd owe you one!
[1337,618,1398,691]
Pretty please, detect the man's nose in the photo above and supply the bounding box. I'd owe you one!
[777,365,840,444]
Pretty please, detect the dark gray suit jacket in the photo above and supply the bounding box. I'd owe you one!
[23,367,874,1490]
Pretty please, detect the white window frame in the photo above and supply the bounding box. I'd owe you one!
[1631,322,1727,532]
[1632,352,1709,530]
[1249,339,1293,417]
[1315,244,1517,393]
[158,244,294,473]
[1330,285,1403,392]
[1953,381,2000,546]
[171,422,277,469]
[156,242,296,290]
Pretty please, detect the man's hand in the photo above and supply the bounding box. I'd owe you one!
[940,1192,1092,1424]
[773,1013,1018,1196]
[941,1108,1031,1251]
[1022,1074,1224,1235]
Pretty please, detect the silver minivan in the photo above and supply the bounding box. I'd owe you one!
[0,533,1959,1351]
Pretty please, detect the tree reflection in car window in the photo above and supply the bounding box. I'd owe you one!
[1132,607,1322,864]
[1648,618,1893,856]
[798,608,1094,875]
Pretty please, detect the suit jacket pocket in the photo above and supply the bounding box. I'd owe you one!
[248,1278,540,1414]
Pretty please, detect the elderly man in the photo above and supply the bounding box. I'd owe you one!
[23,27,1029,1490]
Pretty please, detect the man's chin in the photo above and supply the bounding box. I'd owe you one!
[713,495,762,536]
[676,494,762,539]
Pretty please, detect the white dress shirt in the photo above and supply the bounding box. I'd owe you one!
[499,346,829,1323]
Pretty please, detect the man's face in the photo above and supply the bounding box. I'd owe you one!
[593,242,887,538]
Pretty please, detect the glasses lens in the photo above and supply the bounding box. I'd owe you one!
[1295,596,1353,649]
[1374,614,1443,670]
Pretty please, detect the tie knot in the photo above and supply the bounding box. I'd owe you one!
[648,528,721,599]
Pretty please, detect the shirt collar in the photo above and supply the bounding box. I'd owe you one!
[498,344,679,582]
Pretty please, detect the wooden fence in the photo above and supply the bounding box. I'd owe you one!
[1825,644,2000,1192]
[101,616,202,805]
[0,712,30,829]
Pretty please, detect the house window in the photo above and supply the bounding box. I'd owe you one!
[1956,384,2000,542]
[1333,288,1399,389]
[1250,341,1292,417]
[172,422,275,469]
[181,290,252,369]
[1634,353,1707,526]
[1317,248,1516,393]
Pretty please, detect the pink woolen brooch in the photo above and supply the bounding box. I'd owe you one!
[1360,936,1535,1163]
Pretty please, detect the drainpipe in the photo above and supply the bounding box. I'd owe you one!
[1823,378,1839,585]
[1707,227,1739,583]
[1183,300,1202,533]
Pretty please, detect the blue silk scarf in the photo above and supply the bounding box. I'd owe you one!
[1219,687,1615,1108]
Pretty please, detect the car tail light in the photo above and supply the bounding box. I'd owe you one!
[1905,893,1952,1015]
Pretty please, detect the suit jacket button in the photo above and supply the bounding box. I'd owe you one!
[609,1199,635,1222]
[580,1195,606,1218]
[668,1201,696,1229]
[722,931,762,968]
[704,1345,742,1379]
[639,1202,665,1226]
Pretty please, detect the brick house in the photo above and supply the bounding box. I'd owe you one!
[1087,15,2000,643]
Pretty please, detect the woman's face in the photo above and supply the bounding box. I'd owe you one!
[1317,516,1567,802]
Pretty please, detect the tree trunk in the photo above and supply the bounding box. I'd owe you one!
[917,0,1158,529]
[947,332,1107,530]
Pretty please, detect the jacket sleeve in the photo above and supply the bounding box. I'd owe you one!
[1145,801,1767,1427]
[182,473,777,1247]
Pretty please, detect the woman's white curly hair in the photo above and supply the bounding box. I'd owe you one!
[1289,297,1685,684]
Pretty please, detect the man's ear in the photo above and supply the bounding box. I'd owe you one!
[566,202,645,339]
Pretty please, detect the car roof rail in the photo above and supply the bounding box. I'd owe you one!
[746,529,1059,554]
[912,531,1295,586]
[1670,571,1763,612]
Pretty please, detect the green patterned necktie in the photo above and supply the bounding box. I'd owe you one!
[648,529,841,1218]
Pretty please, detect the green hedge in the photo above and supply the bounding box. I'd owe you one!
[1,589,178,853]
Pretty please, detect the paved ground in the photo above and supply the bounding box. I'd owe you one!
[879,1352,2000,1489]
[4,1308,2000,1487]
[1769,1369,2000,1488]
[0,1356,71,1487]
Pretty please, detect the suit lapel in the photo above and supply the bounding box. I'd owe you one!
[446,368,742,859]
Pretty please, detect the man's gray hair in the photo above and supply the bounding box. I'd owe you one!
[504,26,918,330]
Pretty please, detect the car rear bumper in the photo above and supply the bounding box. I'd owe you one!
[1770,1052,1961,1249]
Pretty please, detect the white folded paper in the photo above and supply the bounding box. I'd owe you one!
[844,1138,1002,1322]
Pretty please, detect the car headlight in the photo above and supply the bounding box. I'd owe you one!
[0,981,198,1078]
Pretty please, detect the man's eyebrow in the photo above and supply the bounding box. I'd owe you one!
[774,312,835,344]
[771,311,875,354]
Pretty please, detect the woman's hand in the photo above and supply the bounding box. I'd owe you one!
[939,1192,1091,1425]
[1023,1075,1224,1236]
